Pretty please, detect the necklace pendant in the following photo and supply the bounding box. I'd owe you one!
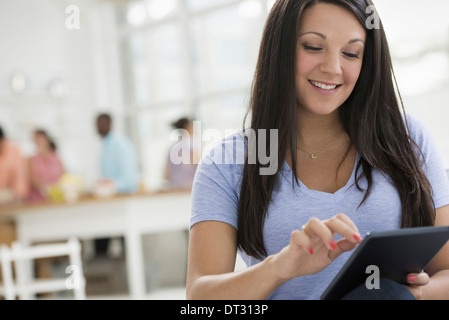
[311,153,317,159]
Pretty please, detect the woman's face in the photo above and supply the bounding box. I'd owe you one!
[33,132,49,151]
[295,3,366,117]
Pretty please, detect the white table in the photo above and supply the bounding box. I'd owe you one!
[4,191,191,299]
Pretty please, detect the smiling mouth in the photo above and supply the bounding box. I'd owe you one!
[309,80,342,91]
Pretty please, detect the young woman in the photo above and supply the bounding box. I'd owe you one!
[27,129,65,202]
[187,0,449,300]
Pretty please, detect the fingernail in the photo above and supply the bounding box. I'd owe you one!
[407,275,416,283]
[353,233,362,242]
[308,247,314,255]
[330,240,338,250]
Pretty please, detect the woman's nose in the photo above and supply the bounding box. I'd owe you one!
[319,52,342,76]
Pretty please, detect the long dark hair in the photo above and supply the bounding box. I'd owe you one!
[238,0,435,259]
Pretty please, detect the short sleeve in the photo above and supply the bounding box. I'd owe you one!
[190,134,245,230]
[407,114,449,209]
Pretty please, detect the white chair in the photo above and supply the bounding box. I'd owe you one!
[0,237,86,300]
[0,244,15,300]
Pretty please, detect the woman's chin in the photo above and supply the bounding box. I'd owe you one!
[297,104,341,117]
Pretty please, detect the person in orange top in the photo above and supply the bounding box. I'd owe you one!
[0,126,29,204]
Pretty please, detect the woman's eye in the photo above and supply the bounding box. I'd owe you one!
[343,52,359,59]
[304,45,323,52]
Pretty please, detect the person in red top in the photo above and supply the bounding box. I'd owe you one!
[27,129,65,202]
[0,126,29,204]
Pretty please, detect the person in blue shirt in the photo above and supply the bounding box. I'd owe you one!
[94,113,139,258]
[96,113,139,194]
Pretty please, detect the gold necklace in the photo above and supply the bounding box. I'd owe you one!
[297,133,350,160]
[298,148,318,159]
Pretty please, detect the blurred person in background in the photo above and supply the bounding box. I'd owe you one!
[95,113,139,195]
[164,117,199,191]
[0,126,29,205]
[27,129,65,203]
[26,129,67,289]
[94,113,139,258]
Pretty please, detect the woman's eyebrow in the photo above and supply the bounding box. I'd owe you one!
[298,31,365,44]
[348,38,365,45]
[298,31,326,39]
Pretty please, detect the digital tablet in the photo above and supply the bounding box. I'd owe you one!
[320,226,449,300]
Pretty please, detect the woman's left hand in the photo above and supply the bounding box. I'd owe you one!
[404,272,430,300]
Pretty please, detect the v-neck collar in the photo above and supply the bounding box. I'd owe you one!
[280,153,360,203]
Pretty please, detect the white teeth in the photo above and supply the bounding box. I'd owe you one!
[310,80,338,90]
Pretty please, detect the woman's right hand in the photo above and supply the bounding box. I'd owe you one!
[271,213,363,281]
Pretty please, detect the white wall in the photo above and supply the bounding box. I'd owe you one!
[404,89,449,168]
[376,0,449,168]
[0,0,125,190]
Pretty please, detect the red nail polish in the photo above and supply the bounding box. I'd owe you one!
[353,233,362,241]
[407,275,416,283]
[308,247,314,255]
[330,240,338,250]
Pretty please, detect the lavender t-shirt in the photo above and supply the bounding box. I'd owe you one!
[190,114,449,300]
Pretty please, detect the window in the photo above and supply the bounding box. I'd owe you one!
[118,0,268,190]
[118,0,449,189]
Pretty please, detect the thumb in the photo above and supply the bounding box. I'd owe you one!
[406,272,430,286]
